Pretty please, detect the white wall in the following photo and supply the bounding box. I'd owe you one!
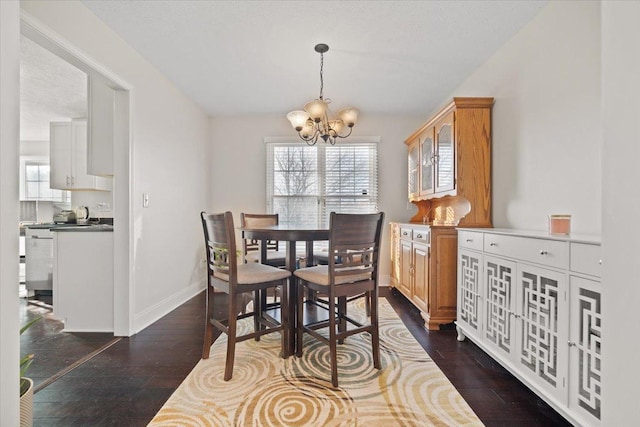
[601,1,640,424]
[19,140,48,157]
[209,114,424,281]
[20,1,212,333]
[71,191,113,219]
[0,0,21,423]
[452,0,601,235]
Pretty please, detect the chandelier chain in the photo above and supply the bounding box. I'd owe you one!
[319,51,324,100]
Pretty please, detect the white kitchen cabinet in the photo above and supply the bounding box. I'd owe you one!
[52,230,113,332]
[456,229,602,427]
[50,119,111,191]
[87,75,114,176]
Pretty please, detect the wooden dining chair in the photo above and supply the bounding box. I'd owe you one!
[293,212,385,387]
[240,213,287,267]
[201,211,291,381]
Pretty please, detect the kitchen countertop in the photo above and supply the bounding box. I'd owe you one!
[53,224,113,232]
[24,222,114,232]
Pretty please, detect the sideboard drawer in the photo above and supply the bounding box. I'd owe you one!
[484,233,569,269]
[570,242,601,278]
[399,227,413,240]
[413,228,430,244]
[458,230,483,251]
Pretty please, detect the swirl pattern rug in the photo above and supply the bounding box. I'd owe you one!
[149,298,483,426]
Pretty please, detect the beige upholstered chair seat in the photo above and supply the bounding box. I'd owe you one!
[214,262,291,284]
[294,265,371,286]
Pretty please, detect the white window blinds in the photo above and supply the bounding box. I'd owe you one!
[266,139,379,228]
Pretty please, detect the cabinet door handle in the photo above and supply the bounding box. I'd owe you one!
[568,341,576,347]
[599,259,602,265]
[489,242,497,247]
[539,250,548,255]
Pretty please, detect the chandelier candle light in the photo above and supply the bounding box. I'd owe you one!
[287,43,359,145]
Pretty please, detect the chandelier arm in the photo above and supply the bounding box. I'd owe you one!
[297,127,322,146]
[335,126,354,139]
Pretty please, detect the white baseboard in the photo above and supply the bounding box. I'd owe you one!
[134,273,391,335]
[134,281,205,334]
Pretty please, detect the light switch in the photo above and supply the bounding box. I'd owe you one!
[142,193,149,208]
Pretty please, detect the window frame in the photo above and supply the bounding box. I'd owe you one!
[265,137,380,228]
[23,161,70,202]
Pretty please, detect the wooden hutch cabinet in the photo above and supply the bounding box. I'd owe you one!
[391,97,493,330]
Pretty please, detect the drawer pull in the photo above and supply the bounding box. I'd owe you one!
[402,232,408,236]
[568,341,576,347]
[417,234,423,238]
[489,242,497,247]
[466,239,473,243]
[539,250,548,255]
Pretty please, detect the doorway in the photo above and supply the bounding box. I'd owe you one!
[20,14,133,336]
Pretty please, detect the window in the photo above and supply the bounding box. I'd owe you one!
[266,139,379,228]
[24,162,69,202]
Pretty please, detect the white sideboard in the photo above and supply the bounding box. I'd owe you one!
[456,228,601,427]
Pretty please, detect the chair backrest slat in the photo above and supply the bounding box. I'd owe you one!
[328,212,384,283]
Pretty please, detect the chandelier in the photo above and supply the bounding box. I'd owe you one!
[287,43,359,146]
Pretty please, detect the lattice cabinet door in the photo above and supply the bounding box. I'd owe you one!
[457,248,483,340]
[569,276,602,426]
[483,255,517,361]
[515,264,568,402]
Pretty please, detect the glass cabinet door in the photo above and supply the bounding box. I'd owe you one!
[408,140,420,199]
[420,128,435,195]
[435,112,455,193]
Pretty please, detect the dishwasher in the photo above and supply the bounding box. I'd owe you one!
[25,227,54,292]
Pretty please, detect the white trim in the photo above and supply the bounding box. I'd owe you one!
[1,1,22,423]
[20,11,132,91]
[134,282,205,334]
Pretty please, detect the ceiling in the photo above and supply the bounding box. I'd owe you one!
[20,35,87,141]
[21,0,548,140]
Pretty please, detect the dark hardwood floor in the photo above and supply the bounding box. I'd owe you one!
[22,288,570,426]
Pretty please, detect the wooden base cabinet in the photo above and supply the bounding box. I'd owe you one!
[456,229,602,427]
[390,222,457,330]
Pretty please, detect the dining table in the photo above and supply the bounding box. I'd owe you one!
[240,224,329,356]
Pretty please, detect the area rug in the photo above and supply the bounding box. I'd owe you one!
[148,298,483,426]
